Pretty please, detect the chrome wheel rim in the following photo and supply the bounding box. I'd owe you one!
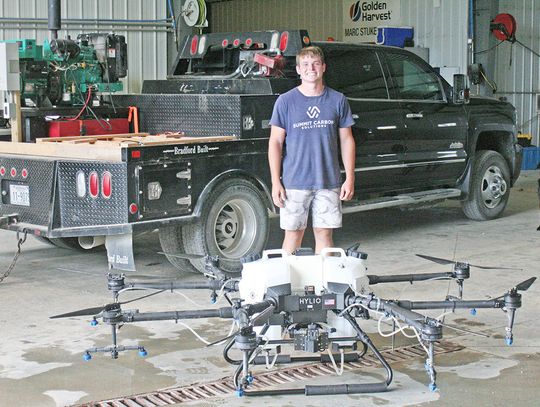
[213,199,257,258]
[481,165,507,209]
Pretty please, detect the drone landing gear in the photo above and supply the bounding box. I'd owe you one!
[232,316,393,397]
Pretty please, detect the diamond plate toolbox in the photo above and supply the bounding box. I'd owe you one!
[113,94,242,137]
[56,161,128,228]
[0,156,55,227]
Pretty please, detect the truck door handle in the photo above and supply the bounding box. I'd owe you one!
[406,113,423,119]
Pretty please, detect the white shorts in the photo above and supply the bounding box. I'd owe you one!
[280,188,342,230]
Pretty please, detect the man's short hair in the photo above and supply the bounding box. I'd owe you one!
[296,46,325,65]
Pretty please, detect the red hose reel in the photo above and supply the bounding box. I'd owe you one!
[490,13,517,42]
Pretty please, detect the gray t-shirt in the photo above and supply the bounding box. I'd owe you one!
[270,86,354,189]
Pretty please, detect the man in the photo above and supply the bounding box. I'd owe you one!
[268,45,356,254]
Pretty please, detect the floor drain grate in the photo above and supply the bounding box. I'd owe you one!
[76,341,463,406]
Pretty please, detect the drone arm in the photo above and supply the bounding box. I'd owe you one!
[121,307,233,322]
[124,280,238,292]
[395,299,502,310]
[367,272,455,285]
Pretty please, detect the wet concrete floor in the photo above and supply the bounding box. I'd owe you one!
[0,171,538,407]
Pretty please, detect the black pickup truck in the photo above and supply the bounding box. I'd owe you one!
[0,30,522,273]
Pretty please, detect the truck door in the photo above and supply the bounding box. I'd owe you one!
[324,47,407,197]
[383,51,468,189]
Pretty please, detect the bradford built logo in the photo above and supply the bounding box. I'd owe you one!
[349,0,393,22]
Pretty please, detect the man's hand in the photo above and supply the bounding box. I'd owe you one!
[272,183,287,208]
[340,178,354,201]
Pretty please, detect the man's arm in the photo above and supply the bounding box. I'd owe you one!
[268,125,287,208]
[339,127,355,201]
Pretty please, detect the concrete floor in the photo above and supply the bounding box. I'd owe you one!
[0,170,538,407]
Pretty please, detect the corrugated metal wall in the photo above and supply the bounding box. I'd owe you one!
[401,0,468,73]
[495,0,540,144]
[0,0,169,93]
[209,0,468,72]
[210,0,342,41]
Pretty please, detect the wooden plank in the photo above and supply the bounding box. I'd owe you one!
[0,140,123,161]
[36,133,236,147]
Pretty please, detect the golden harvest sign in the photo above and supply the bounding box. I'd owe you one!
[343,0,402,43]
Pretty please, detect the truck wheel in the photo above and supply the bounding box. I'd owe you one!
[462,150,510,220]
[158,226,199,273]
[182,179,269,274]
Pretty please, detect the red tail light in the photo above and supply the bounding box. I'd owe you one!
[10,168,16,177]
[101,171,112,198]
[222,39,228,47]
[89,171,99,198]
[0,167,5,176]
[21,168,28,178]
[190,35,199,55]
[233,38,240,47]
[245,38,253,47]
[279,31,289,52]
[129,203,138,214]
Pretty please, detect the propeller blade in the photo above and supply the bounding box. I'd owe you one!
[515,277,536,292]
[467,263,522,271]
[120,289,166,305]
[416,254,522,271]
[440,322,490,338]
[50,290,165,319]
[416,254,455,265]
[158,251,206,260]
[50,305,106,319]
[251,305,276,326]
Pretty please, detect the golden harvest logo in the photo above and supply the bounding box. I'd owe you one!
[348,1,393,22]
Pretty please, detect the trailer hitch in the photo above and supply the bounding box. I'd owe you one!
[0,214,19,228]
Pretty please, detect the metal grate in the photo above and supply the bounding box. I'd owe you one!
[75,341,463,406]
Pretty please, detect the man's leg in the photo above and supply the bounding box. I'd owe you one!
[280,189,313,253]
[311,188,341,253]
[283,229,305,253]
[313,227,333,253]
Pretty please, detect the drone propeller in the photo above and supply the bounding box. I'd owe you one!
[514,276,536,292]
[158,251,205,260]
[205,304,276,347]
[50,289,165,319]
[416,254,522,270]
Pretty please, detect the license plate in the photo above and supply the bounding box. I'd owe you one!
[10,184,30,206]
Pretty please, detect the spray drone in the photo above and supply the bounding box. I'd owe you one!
[51,245,535,397]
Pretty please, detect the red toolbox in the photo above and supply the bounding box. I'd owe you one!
[48,118,130,137]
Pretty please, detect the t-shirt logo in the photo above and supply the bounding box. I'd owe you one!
[306,106,320,119]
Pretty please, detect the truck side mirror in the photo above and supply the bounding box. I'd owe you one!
[453,74,469,104]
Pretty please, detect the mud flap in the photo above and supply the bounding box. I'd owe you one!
[105,233,135,271]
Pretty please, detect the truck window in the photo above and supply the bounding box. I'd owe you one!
[324,49,389,99]
[385,52,444,101]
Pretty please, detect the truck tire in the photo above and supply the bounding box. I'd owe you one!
[182,179,269,274]
[461,150,510,221]
[158,226,200,273]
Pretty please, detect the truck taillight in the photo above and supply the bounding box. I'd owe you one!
[233,38,240,47]
[222,39,228,47]
[76,171,86,197]
[0,167,5,176]
[245,38,253,47]
[198,35,206,54]
[89,171,99,198]
[129,203,138,214]
[101,171,112,198]
[10,168,16,177]
[270,32,279,51]
[279,31,289,52]
[21,168,28,178]
[190,35,198,55]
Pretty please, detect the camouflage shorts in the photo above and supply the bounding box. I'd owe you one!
[280,188,342,230]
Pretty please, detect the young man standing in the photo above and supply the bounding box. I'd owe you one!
[268,45,356,254]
